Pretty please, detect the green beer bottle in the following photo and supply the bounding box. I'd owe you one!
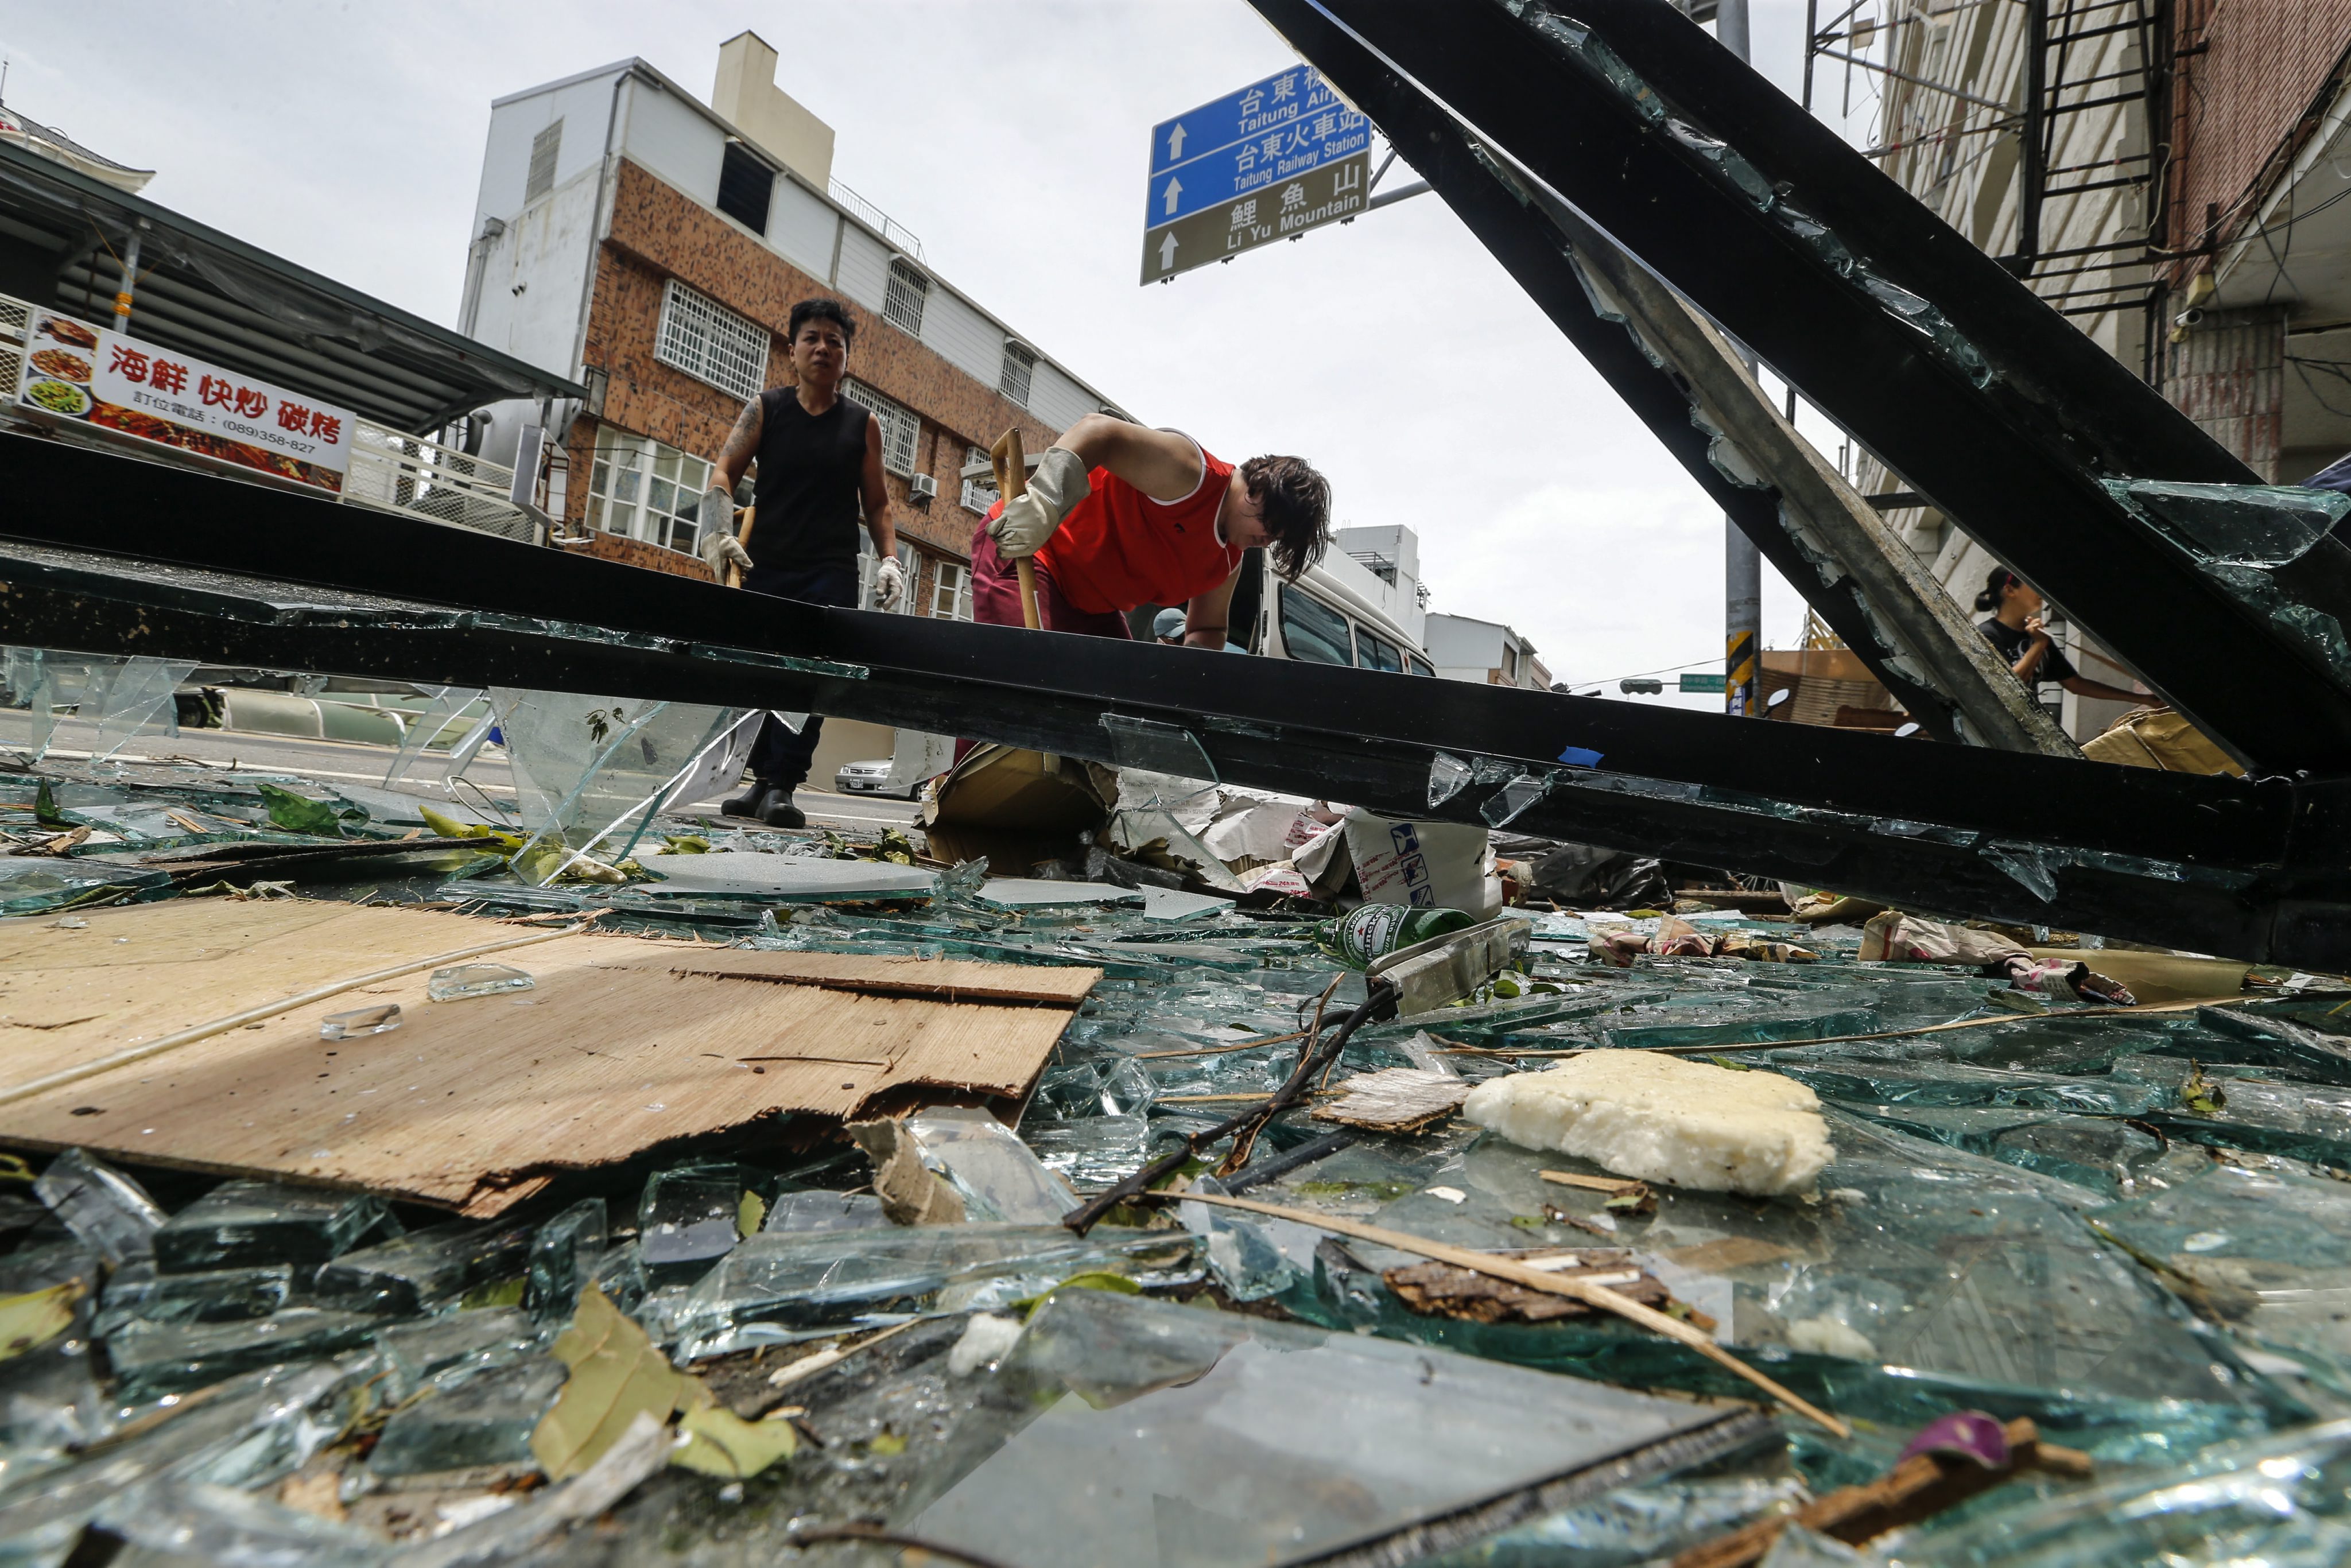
[1316,904,1475,969]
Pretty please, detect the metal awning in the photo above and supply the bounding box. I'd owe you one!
[0,140,581,434]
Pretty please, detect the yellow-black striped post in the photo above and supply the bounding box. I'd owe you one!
[1727,627,1759,716]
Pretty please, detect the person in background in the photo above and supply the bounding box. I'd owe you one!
[699,298,902,829]
[1973,568,2145,706]
[1152,608,1187,645]
[973,414,1329,649]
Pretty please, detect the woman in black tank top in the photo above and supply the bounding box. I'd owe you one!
[698,298,901,827]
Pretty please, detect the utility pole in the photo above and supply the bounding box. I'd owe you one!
[1717,0,1763,716]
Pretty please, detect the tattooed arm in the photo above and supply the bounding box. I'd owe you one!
[712,397,763,495]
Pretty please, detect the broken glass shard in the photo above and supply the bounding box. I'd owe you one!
[1428,752,1473,808]
[319,1003,401,1041]
[1099,713,1218,781]
[1981,840,2063,901]
[0,856,175,915]
[107,1308,381,1403]
[665,1225,1202,1361]
[313,1218,536,1315]
[902,1107,1080,1224]
[367,1354,569,1478]
[377,1306,540,1403]
[1482,771,1557,828]
[761,1190,890,1235]
[426,961,534,1001]
[381,684,487,787]
[2104,478,2349,568]
[33,1148,166,1266]
[893,1287,1756,1568]
[490,687,738,880]
[151,1179,390,1274]
[79,657,197,767]
[638,1163,752,1284]
[95,1260,297,1332]
[526,1197,606,1327]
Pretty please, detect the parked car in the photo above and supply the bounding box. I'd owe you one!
[834,758,913,798]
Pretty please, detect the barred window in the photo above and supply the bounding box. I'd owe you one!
[999,340,1036,407]
[525,121,562,203]
[654,280,768,403]
[883,257,929,336]
[960,443,998,514]
[844,378,920,477]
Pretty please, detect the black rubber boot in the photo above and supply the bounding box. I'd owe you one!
[759,791,807,830]
[721,783,777,819]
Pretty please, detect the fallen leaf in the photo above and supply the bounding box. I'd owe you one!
[0,1280,82,1360]
[277,1469,347,1523]
[737,1189,766,1239]
[530,1286,691,1481]
[255,781,344,836]
[2182,1061,2228,1116]
[670,1400,798,1478]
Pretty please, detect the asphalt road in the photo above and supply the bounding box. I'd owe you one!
[0,714,922,832]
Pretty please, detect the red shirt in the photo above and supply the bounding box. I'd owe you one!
[1024,443,1243,615]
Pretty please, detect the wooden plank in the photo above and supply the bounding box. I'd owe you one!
[0,901,1094,1214]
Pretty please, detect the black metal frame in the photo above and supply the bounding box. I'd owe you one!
[3,434,2349,968]
[1260,0,2351,776]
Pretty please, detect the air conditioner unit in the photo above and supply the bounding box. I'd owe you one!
[907,472,939,503]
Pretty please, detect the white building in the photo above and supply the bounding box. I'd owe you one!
[1424,613,1554,690]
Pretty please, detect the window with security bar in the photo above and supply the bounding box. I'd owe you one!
[999,340,1035,406]
[844,379,920,477]
[584,432,714,555]
[883,258,929,336]
[961,444,998,514]
[654,280,769,403]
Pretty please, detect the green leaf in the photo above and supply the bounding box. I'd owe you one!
[671,1401,798,1478]
[255,781,343,836]
[2182,1061,2228,1116]
[530,1286,690,1481]
[737,1190,766,1239]
[1707,1055,1752,1072]
[0,1280,82,1361]
[33,781,64,828]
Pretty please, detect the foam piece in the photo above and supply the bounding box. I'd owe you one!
[1461,1051,1832,1197]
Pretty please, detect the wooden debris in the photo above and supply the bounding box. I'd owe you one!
[1670,1415,2092,1568]
[848,1119,965,1226]
[1384,1247,1671,1324]
[1310,1068,1470,1133]
[1540,1169,1651,1197]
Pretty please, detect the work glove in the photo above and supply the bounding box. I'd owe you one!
[874,556,906,610]
[699,530,752,579]
[988,446,1092,560]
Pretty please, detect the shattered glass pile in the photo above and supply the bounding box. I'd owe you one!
[5,671,2351,1564]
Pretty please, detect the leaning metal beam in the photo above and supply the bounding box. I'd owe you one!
[1522,172,2077,755]
[3,436,2349,968]
[1268,0,2351,776]
[1233,2,1985,745]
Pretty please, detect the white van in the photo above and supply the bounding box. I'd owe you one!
[1222,545,1437,676]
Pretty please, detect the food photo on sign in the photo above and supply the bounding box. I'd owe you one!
[14,311,352,492]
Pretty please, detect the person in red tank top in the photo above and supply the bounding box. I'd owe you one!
[971,416,1332,649]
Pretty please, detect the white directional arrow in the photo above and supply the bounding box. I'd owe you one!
[1161,177,1183,217]
[1158,232,1180,272]
[1166,122,1187,161]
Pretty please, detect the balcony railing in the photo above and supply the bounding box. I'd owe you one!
[828,177,926,262]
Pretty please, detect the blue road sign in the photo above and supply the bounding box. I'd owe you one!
[1146,65,1370,222]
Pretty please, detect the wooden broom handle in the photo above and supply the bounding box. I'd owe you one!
[990,429,1042,630]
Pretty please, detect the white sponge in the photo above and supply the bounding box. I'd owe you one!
[1462,1051,1832,1197]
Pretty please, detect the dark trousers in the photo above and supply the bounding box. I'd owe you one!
[743,560,861,789]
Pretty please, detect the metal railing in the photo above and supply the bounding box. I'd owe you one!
[828,177,926,262]
[344,422,540,544]
[0,289,541,545]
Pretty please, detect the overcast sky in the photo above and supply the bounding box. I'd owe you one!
[2,1,1877,708]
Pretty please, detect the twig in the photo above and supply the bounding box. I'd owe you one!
[1158,1189,1850,1437]
[1062,980,1394,1234]
[788,1523,1019,1568]
[1131,1029,1308,1060]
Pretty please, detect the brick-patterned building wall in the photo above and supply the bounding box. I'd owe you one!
[2164,0,2351,269]
[565,158,1062,611]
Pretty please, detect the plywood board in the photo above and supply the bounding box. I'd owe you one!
[0,901,1099,1216]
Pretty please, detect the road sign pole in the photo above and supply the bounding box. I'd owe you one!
[1716,0,1763,717]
